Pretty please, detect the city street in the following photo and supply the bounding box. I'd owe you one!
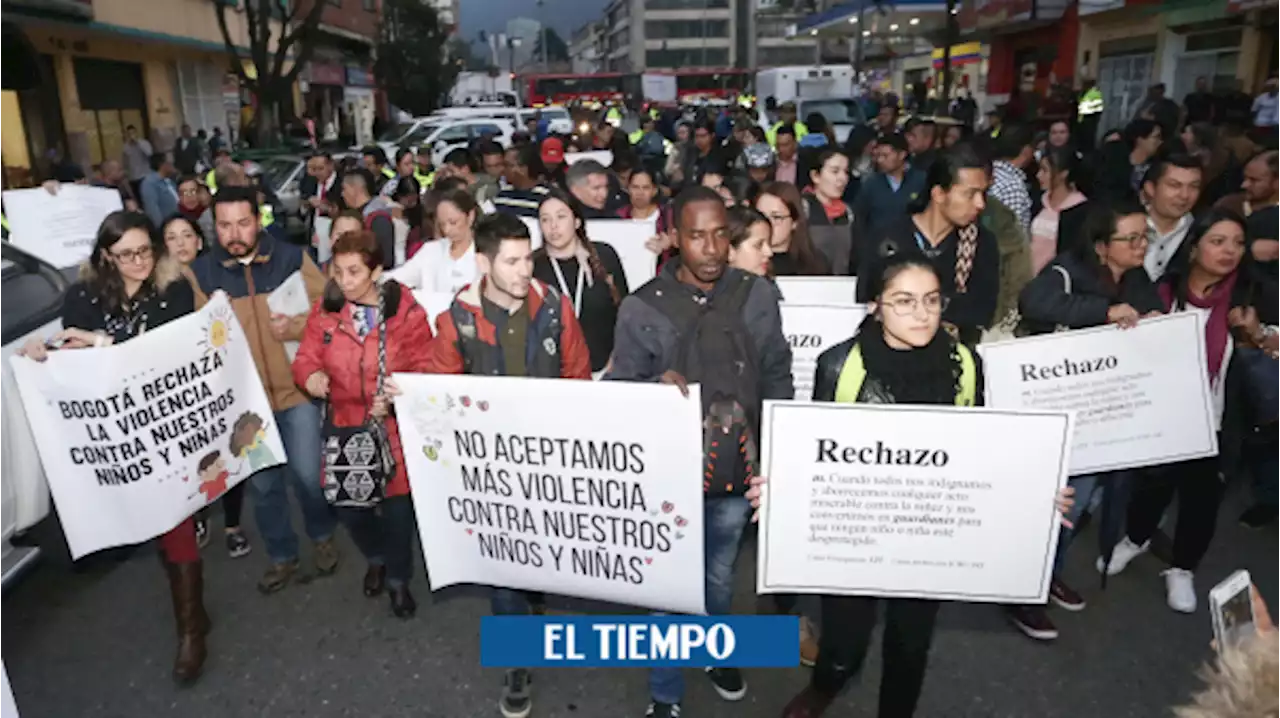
[3,487,1276,718]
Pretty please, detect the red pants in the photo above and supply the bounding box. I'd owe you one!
[159,518,200,564]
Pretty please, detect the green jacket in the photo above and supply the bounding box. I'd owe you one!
[981,196,1032,326]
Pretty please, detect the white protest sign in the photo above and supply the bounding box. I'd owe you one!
[314,216,333,264]
[394,374,707,614]
[9,293,286,559]
[586,218,659,293]
[775,276,859,306]
[2,185,123,268]
[412,289,456,334]
[565,150,613,167]
[758,402,1073,604]
[1,661,17,718]
[266,271,311,361]
[781,305,867,400]
[980,313,1217,474]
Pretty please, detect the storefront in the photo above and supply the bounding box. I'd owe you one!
[343,65,377,147]
[960,0,1078,122]
[302,61,347,140]
[1076,1,1164,134]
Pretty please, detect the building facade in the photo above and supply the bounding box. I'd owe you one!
[601,0,746,71]
[300,0,382,147]
[569,21,605,74]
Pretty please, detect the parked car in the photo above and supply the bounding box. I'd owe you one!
[1,242,71,589]
[396,118,516,167]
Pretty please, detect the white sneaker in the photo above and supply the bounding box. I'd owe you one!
[1095,537,1149,576]
[1163,568,1197,613]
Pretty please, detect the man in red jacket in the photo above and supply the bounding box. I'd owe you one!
[423,212,589,718]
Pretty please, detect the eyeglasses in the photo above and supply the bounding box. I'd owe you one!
[884,293,948,316]
[1110,233,1149,247]
[110,246,154,264]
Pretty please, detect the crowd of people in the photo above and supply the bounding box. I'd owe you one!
[13,79,1280,718]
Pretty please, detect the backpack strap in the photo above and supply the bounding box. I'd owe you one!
[954,223,979,293]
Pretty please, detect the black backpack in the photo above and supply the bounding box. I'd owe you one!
[637,272,761,496]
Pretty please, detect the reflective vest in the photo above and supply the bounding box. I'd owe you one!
[834,343,977,406]
[737,93,755,109]
[1078,87,1104,119]
[260,204,275,229]
[605,107,623,127]
[380,167,396,180]
[629,129,644,144]
[765,120,809,148]
[205,169,217,193]
[414,170,434,189]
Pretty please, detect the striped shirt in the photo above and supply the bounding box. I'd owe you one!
[492,185,551,217]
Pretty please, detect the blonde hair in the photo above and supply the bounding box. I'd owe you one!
[1175,633,1279,718]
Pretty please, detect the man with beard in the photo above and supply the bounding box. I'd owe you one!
[422,212,590,718]
[188,186,338,595]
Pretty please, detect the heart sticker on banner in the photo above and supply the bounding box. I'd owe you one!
[644,557,653,564]
[460,396,472,407]
[465,529,473,535]
[674,516,687,527]
[661,502,674,513]
[478,400,489,411]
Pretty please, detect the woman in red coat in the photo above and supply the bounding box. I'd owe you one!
[293,229,433,618]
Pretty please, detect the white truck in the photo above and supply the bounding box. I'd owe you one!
[755,65,855,105]
[449,71,516,107]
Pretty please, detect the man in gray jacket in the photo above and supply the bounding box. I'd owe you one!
[606,186,793,718]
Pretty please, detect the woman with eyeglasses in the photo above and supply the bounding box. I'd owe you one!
[18,211,212,684]
[748,250,1074,717]
[755,182,832,276]
[1008,199,1163,642]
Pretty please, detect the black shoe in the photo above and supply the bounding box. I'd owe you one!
[389,584,416,618]
[1005,605,1058,641]
[1240,503,1278,529]
[646,701,682,717]
[704,666,746,701]
[363,565,386,597]
[500,669,532,718]
[225,530,251,558]
[1049,578,1086,612]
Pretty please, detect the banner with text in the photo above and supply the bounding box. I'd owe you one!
[9,293,285,558]
[2,185,123,268]
[758,402,1073,603]
[775,276,859,306]
[781,305,866,400]
[394,375,707,614]
[586,219,660,294]
[980,313,1217,474]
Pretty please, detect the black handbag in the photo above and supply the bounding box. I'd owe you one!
[321,287,397,508]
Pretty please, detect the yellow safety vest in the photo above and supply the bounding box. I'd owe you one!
[414,170,434,189]
[380,167,395,180]
[260,204,275,229]
[606,107,622,127]
[629,129,644,144]
[1,214,9,232]
[1078,87,1104,119]
[766,120,809,148]
[205,169,217,193]
[834,343,977,406]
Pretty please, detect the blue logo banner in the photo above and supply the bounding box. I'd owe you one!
[480,616,800,667]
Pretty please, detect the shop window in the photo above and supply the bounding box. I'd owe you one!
[72,58,147,165]
[1184,28,1243,53]
[645,48,729,68]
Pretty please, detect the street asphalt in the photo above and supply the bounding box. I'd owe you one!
[3,484,1275,718]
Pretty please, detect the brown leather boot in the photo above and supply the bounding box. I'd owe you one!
[781,685,837,718]
[165,560,208,684]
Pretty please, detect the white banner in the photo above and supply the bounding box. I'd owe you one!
[979,313,1217,474]
[758,402,1073,604]
[1,661,17,718]
[2,185,123,268]
[774,276,859,306]
[564,150,613,167]
[586,218,659,293]
[781,304,867,400]
[394,374,707,614]
[9,293,285,558]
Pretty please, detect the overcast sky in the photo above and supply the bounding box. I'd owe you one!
[458,0,608,41]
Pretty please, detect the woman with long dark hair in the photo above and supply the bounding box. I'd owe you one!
[19,211,211,683]
[748,251,1072,716]
[294,230,434,617]
[755,181,832,276]
[1100,209,1271,612]
[533,189,629,374]
[1030,145,1088,273]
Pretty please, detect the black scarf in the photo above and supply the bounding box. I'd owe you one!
[856,321,962,406]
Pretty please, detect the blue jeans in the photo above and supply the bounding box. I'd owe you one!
[649,495,751,705]
[338,495,416,587]
[250,400,336,564]
[1053,474,1102,575]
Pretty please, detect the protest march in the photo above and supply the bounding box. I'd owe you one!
[3,93,1278,718]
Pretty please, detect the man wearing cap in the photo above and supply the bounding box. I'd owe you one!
[766,101,809,147]
[541,136,566,184]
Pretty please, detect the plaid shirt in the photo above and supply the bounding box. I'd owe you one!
[990,160,1032,232]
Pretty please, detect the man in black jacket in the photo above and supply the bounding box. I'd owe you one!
[607,186,793,718]
[858,143,1000,345]
[300,151,343,258]
[853,131,928,234]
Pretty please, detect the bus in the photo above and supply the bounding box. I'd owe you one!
[521,69,750,106]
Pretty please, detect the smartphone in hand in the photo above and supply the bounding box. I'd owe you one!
[1210,570,1255,650]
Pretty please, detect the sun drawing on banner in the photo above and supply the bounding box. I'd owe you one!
[199,303,235,357]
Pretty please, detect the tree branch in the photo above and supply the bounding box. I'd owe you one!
[214,0,254,90]
[277,0,327,85]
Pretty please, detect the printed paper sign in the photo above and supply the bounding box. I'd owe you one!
[1,661,17,718]
[780,304,867,400]
[266,271,311,361]
[565,150,613,167]
[412,289,456,334]
[2,185,123,268]
[394,375,707,614]
[979,313,1217,474]
[774,277,859,306]
[9,292,285,558]
[586,218,659,293]
[758,402,1073,604]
